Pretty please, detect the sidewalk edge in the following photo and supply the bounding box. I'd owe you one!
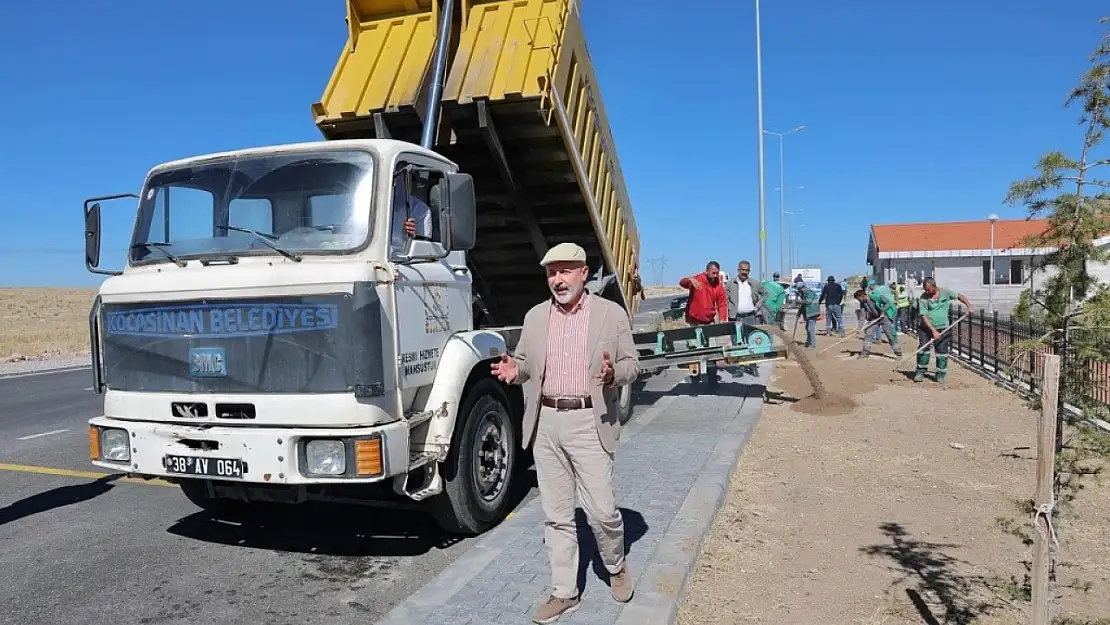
[614,365,772,625]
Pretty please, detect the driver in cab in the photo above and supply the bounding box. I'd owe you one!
[392,169,433,246]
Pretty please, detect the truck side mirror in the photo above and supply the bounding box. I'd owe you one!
[445,172,476,252]
[85,202,102,270]
[83,193,138,276]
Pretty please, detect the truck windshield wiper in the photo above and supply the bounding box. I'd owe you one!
[223,226,302,262]
[131,242,187,267]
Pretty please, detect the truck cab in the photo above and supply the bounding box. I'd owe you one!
[83,138,547,534]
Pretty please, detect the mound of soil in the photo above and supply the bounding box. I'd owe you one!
[793,392,857,416]
[758,325,827,399]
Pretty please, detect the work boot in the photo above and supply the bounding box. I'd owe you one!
[610,564,634,602]
[914,353,930,382]
[532,595,580,624]
[936,355,949,384]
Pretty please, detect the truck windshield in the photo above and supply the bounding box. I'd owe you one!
[129,149,375,264]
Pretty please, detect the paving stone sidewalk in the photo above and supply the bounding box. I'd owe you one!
[375,364,771,625]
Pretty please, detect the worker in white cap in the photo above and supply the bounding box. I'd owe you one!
[491,241,639,622]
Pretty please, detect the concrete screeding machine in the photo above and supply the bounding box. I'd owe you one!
[81,0,787,535]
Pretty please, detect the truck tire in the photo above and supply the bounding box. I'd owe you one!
[178,480,251,520]
[431,378,518,536]
[617,382,634,424]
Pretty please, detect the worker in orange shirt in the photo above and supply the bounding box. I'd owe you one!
[679,261,728,384]
[679,261,728,326]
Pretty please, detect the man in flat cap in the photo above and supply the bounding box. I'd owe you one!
[491,242,639,623]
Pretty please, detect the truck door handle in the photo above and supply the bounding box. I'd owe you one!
[450,265,470,274]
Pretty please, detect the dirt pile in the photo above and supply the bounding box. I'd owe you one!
[759,324,860,415]
[793,392,857,415]
[759,325,827,399]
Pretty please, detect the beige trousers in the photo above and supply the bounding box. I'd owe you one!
[533,405,626,599]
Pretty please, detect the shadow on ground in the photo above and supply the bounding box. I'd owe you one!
[166,467,539,558]
[860,522,1005,625]
[0,473,120,527]
[763,389,800,405]
[574,507,648,592]
[632,374,766,407]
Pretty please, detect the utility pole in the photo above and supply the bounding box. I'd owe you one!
[764,126,806,276]
[754,0,768,280]
[645,256,669,286]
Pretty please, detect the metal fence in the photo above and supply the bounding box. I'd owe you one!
[942,307,1110,409]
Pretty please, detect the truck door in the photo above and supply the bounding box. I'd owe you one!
[389,160,471,398]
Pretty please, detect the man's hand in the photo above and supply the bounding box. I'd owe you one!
[403,217,416,237]
[930,329,941,341]
[597,350,614,386]
[491,353,518,383]
[688,278,703,291]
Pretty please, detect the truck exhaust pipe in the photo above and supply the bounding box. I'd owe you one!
[420,0,455,149]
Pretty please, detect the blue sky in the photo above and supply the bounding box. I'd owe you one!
[0,0,1106,287]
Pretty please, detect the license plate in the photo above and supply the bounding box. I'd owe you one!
[164,454,244,478]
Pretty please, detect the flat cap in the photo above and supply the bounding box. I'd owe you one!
[540,242,587,266]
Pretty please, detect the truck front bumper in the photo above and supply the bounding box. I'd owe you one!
[88,417,411,485]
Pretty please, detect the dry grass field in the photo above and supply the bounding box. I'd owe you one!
[643,285,686,298]
[0,288,97,360]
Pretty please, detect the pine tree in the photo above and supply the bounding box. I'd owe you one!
[1006,17,1110,416]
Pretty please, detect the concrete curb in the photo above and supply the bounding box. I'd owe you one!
[613,366,769,625]
[0,364,91,380]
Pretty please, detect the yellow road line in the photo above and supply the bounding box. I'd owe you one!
[0,462,176,487]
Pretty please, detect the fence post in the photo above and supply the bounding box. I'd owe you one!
[1031,353,1060,625]
[992,310,1000,374]
[978,309,985,366]
[1054,324,1067,454]
[958,305,967,359]
[1028,318,1037,395]
[1009,313,1016,382]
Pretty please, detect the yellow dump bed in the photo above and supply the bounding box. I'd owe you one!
[313,0,641,322]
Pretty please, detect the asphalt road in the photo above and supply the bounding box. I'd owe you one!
[0,296,678,625]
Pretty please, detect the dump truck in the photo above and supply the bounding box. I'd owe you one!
[82,0,786,535]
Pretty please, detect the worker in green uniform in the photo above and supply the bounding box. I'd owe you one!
[797,283,821,348]
[762,275,787,330]
[916,277,974,383]
[857,281,903,358]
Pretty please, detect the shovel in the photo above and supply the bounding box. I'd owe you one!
[818,316,883,355]
[891,313,970,372]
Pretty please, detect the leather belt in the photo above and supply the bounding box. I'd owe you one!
[541,395,592,410]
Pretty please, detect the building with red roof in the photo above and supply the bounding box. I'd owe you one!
[865,218,1110,313]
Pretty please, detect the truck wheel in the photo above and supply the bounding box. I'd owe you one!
[431,378,517,536]
[617,383,634,424]
[178,480,250,520]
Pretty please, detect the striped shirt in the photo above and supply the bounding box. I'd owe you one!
[541,294,592,397]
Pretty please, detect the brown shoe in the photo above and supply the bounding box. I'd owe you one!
[532,595,580,623]
[610,564,634,602]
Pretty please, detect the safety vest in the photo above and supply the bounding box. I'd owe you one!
[894,284,910,308]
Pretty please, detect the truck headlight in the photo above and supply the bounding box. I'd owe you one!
[305,440,345,475]
[101,428,130,462]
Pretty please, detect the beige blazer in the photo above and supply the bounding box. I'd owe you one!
[511,294,639,454]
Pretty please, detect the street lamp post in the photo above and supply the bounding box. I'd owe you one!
[987,213,999,313]
[754,0,767,279]
[764,126,806,276]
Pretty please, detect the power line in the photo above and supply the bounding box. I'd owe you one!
[644,255,669,286]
